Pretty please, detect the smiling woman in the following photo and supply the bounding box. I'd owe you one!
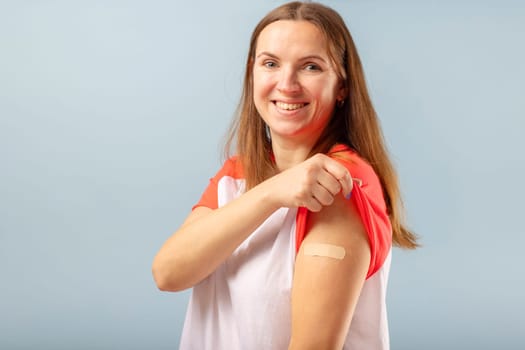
[253,20,344,156]
[152,1,418,349]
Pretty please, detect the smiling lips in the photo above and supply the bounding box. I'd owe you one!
[274,101,308,111]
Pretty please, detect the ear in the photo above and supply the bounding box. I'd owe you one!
[336,81,347,101]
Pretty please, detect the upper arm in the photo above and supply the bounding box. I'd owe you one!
[289,195,371,350]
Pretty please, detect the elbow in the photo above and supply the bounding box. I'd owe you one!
[152,271,176,292]
[152,263,173,291]
[151,259,187,292]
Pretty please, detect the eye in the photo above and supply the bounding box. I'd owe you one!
[304,63,321,71]
[263,60,278,68]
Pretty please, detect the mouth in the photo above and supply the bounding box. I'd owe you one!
[273,101,308,111]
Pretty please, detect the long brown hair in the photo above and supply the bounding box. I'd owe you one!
[225,1,418,249]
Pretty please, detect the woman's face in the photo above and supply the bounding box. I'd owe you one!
[253,20,343,145]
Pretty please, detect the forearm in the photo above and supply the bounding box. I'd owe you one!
[152,181,280,291]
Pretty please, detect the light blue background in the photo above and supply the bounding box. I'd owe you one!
[1,0,524,349]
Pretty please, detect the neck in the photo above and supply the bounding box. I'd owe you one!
[271,136,316,171]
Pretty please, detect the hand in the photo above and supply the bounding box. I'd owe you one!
[265,154,354,212]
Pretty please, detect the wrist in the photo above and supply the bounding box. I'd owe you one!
[250,177,282,213]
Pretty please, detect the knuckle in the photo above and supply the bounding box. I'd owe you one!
[295,188,310,201]
[311,153,327,165]
[312,153,323,161]
[298,188,309,198]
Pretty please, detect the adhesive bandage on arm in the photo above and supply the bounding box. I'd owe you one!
[303,243,346,260]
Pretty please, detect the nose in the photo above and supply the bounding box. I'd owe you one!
[276,67,300,94]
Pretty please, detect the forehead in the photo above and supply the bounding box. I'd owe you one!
[255,20,329,58]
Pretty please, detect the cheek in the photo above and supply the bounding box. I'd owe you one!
[313,87,336,107]
[320,79,340,104]
[253,81,264,107]
[253,74,269,110]
[253,70,275,93]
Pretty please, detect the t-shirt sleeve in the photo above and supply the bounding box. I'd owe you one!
[192,157,241,211]
[295,152,392,279]
[343,157,392,278]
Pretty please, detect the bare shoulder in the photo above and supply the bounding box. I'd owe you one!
[290,195,371,348]
[305,193,370,251]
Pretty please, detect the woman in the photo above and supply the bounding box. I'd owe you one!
[152,1,418,349]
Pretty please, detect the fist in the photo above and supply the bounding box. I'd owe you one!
[268,154,354,212]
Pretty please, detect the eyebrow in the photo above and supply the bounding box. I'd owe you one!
[255,51,328,63]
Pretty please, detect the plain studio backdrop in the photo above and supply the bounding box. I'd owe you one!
[1,0,524,349]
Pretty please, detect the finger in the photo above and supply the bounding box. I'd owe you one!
[316,170,342,196]
[302,196,323,212]
[338,172,353,199]
[311,184,335,207]
[322,158,353,197]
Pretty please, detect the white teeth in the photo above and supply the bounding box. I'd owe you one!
[275,101,305,110]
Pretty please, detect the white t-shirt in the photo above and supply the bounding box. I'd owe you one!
[180,145,392,349]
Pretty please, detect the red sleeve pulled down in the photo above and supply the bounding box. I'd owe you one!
[295,145,392,279]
